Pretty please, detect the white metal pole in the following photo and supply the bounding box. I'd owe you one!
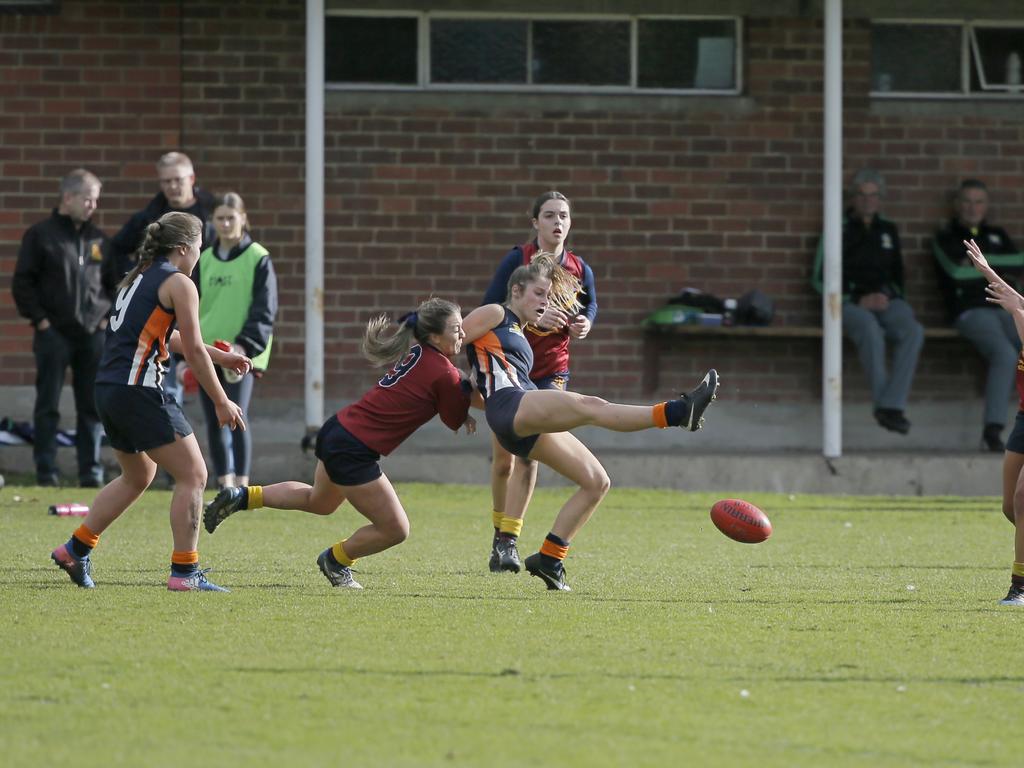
[822,0,843,458]
[305,0,325,433]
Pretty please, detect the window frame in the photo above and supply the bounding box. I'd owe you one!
[871,18,1024,100]
[325,10,743,96]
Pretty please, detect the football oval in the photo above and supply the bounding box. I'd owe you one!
[710,499,772,543]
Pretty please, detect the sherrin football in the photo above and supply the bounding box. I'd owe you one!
[710,499,772,543]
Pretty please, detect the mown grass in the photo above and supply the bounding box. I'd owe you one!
[1,483,1020,767]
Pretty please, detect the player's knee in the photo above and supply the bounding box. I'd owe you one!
[581,466,611,499]
[380,517,410,545]
[492,453,514,479]
[1012,490,1024,523]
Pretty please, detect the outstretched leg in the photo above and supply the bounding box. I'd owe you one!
[513,369,718,436]
[50,449,157,589]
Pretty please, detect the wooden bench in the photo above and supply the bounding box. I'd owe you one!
[640,323,962,393]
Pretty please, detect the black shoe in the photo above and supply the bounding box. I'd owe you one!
[982,424,1005,453]
[316,548,363,589]
[524,552,571,591]
[999,584,1024,605]
[494,535,522,573]
[203,486,246,534]
[680,369,719,431]
[874,408,910,435]
[488,533,501,573]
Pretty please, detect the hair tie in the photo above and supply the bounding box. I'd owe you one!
[399,311,418,329]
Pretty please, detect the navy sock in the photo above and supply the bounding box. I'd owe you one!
[324,548,343,569]
[664,398,687,427]
[171,562,199,576]
[67,536,92,559]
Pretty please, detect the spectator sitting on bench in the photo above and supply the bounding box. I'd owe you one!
[934,179,1023,452]
[813,168,924,435]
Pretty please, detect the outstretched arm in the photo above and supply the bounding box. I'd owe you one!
[968,239,1024,342]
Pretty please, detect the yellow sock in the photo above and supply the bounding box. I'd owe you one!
[491,510,503,530]
[331,539,357,567]
[1013,562,1024,578]
[247,485,263,509]
[499,516,523,537]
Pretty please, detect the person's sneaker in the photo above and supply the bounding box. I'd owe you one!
[874,408,911,435]
[999,584,1024,605]
[680,369,719,431]
[167,568,230,592]
[982,424,1005,453]
[203,486,246,534]
[488,541,501,573]
[494,536,522,573]
[50,543,95,588]
[317,548,363,589]
[524,552,571,591]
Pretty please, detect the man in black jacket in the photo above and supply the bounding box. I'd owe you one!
[12,169,110,486]
[813,169,924,434]
[103,151,216,408]
[934,179,1022,452]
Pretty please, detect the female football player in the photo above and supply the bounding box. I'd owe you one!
[481,190,599,575]
[462,253,718,591]
[965,238,1024,605]
[50,212,250,592]
[202,298,477,589]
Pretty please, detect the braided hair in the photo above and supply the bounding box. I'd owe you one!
[117,211,202,291]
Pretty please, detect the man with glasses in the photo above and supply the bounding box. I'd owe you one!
[934,179,1023,452]
[812,168,924,435]
[103,152,217,413]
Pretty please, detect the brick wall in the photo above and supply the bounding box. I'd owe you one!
[1,3,1021,410]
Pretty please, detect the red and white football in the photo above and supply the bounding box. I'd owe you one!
[710,499,772,543]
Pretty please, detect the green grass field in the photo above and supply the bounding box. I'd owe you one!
[2,482,1021,767]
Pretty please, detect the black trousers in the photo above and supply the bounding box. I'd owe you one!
[198,367,255,479]
[32,326,105,484]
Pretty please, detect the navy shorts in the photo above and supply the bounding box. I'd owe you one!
[533,371,570,391]
[486,388,540,459]
[315,415,383,487]
[1007,411,1024,453]
[95,383,193,453]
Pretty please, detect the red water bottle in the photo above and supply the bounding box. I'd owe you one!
[48,503,89,517]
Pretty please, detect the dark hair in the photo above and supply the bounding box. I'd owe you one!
[362,297,461,368]
[531,190,571,219]
[214,191,249,232]
[117,212,202,291]
[958,179,988,195]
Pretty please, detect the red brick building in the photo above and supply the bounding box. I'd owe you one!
[2,0,1023,415]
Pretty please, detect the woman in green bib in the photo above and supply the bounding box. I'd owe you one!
[193,192,278,489]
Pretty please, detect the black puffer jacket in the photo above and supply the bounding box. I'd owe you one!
[103,188,217,292]
[12,210,111,335]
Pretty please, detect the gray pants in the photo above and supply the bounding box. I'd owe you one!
[842,298,924,411]
[955,307,1020,427]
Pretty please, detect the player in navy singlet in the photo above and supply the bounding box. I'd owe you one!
[202,298,477,590]
[480,190,599,573]
[464,254,719,592]
[50,212,250,593]
[964,239,1024,606]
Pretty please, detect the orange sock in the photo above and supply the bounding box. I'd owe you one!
[652,402,669,428]
[171,550,199,565]
[73,524,99,549]
[540,536,569,561]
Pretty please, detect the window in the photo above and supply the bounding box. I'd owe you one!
[326,13,742,94]
[871,20,1024,97]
